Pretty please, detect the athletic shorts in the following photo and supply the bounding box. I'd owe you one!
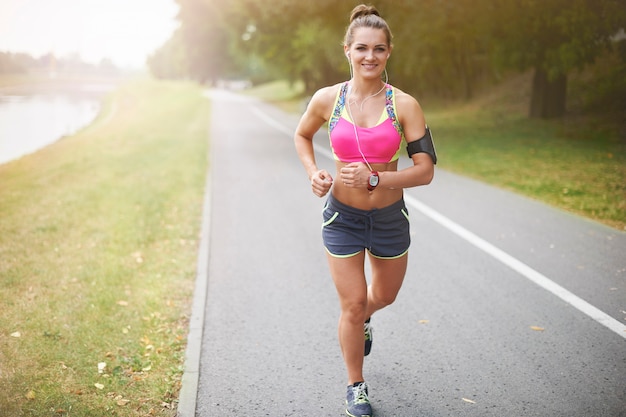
[322,193,410,259]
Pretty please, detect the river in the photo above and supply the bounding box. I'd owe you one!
[0,83,114,165]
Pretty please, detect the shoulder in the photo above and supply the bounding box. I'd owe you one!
[391,86,422,114]
[306,82,345,120]
[391,85,426,140]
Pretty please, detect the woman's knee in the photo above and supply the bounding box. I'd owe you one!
[341,298,368,323]
[370,287,398,308]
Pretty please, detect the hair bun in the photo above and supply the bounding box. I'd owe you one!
[350,4,380,23]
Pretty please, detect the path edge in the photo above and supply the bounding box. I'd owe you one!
[176,164,212,417]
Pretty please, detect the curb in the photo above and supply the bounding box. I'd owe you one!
[176,167,212,417]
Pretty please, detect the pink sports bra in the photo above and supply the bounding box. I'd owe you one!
[328,82,405,164]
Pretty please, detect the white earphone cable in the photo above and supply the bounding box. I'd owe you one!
[345,64,389,172]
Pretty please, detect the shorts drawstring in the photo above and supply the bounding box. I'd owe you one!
[364,210,376,252]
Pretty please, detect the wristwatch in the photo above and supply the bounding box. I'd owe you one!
[367,171,379,191]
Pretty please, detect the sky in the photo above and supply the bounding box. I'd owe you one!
[0,0,180,69]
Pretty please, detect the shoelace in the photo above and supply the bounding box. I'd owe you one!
[364,322,372,340]
[352,383,370,404]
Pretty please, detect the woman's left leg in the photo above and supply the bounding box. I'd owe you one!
[365,253,408,319]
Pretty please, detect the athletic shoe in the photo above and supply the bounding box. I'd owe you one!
[346,382,372,417]
[364,318,373,356]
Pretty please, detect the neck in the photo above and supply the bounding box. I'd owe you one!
[349,78,386,98]
[347,79,386,112]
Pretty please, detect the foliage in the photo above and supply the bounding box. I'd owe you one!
[149,0,625,118]
[485,0,626,117]
[0,51,120,75]
[488,0,625,77]
[0,51,34,73]
[147,29,189,80]
[385,0,493,99]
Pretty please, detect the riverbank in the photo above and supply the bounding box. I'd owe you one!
[0,78,111,165]
[0,78,209,416]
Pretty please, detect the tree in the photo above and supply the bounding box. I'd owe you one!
[226,0,352,92]
[172,0,234,84]
[147,29,188,80]
[489,0,626,118]
[385,0,493,99]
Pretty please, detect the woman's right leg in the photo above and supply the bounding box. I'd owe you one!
[326,251,368,385]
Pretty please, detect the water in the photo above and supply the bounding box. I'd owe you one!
[0,84,111,165]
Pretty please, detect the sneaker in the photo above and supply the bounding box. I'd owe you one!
[364,318,373,356]
[346,382,372,417]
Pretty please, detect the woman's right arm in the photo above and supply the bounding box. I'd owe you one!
[294,87,335,197]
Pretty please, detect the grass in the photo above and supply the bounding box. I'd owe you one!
[0,77,209,416]
[425,67,625,231]
[243,79,306,114]
[249,67,625,231]
[429,108,625,230]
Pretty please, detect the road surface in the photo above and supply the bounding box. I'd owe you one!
[181,89,625,417]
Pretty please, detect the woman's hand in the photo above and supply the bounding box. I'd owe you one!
[311,169,333,197]
[339,162,370,188]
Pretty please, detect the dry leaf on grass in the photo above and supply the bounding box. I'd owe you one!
[25,390,36,400]
[117,399,131,406]
[132,251,144,263]
[11,331,21,338]
[94,383,105,390]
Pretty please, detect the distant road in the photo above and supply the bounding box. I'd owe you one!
[189,89,626,417]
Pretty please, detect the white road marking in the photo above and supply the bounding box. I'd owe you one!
[404,194,626,340]
[251,103,626,340]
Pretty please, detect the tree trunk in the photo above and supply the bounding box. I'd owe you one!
[529,67,567,118]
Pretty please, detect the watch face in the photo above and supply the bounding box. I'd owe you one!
[369,174,379,186]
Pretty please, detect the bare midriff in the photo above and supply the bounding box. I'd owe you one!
[331,160,402,210]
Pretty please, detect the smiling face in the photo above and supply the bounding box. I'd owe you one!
[345,27,391,79]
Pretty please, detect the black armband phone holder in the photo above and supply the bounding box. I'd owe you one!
[406,126,437,164]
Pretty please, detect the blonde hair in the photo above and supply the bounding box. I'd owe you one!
[343,4,393,47]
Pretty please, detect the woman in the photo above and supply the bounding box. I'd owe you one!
[294,4,436,416]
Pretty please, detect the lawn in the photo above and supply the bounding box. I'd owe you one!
[0,77,210,416]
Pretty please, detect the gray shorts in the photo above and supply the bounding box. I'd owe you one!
[322,193,410,258]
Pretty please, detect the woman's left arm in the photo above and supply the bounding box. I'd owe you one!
[378,92,435,189]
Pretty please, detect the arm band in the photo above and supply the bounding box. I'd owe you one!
[406,126,437,164]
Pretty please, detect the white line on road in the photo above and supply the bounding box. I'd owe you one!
[404,195,626,340]
[251,103,626,340]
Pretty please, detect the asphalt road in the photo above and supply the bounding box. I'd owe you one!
[182,89,626,417]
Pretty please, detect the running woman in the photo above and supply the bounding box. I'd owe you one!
[294,4,437,416]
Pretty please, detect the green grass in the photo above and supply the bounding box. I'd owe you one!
[429,108,625,230]
[0,78,209,416]
[243,79,306,114]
